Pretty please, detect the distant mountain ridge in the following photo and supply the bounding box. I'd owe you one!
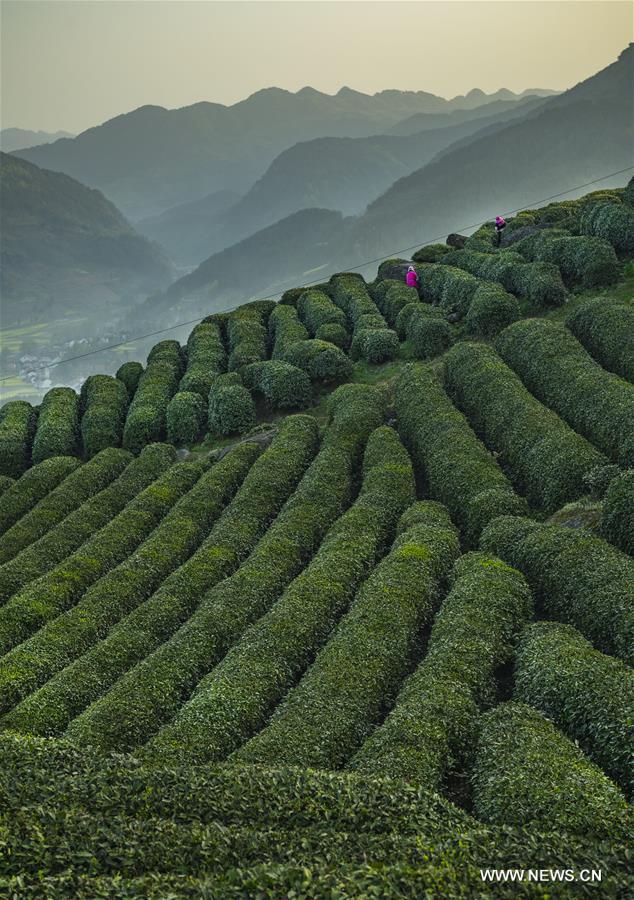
[0,152,171,327]
[11,85,553,221]
[0,128,75,153]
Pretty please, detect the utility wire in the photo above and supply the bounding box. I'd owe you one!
[2,164,632,385]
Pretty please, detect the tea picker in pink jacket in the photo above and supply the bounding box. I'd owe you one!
[406,266,419,288]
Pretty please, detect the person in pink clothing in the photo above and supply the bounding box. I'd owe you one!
[494,215,507,247]
[406,265,419,289]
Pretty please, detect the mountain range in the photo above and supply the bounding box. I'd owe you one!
[0,152,171,328]
[138,96,548,266]
[0,128,75,153]
[11,86,554,221]
[149,45,632,324]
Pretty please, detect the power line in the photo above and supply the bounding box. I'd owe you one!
[2,164,632,385]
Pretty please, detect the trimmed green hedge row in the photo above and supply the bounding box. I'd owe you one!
[0,456,79,537]
[297,289,347,336]
[0,449,129,568]
[443,342,606,512]
[443,248,566,308]
[395,364,526,545]
[244,360,311,408]
[418,263,479,317]
[480,516,634,665]
[282,339,352,382]
[67,392,383,754]
[566,298,634,384]
[397,304,453,358]
[79,375,129,458]
[601,469,634,556]
[473,702,631,839]
[372,281,419,327]
[115,361,143,399]
[412,243,450,263]
[496,319,634,467]
[227,308,268,372]
[515,621,634,797]
[515,231,619,288]
[464,283,521,336]
[208,373,256,436]
[350,552,532,788]
[122,348,182,453]
[0,443,259,729]
[0,453,194,656]
[0,475,13,496]
[2,737,633,897]
[238,501,459,770]
[0,446,169,604]
[315,322,348,348]
[166,391,207,444]
[179,322,226,397]
[580,200,634,254]
[330,273,398,363]
[31,388,79,464]
[0,401,37,477]
[268,304,308,359]
[58,415,319,747]
[145,425,414,765]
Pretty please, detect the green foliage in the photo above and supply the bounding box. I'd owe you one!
[330,273,398,363]
[581,462,620,498]
[395,364,526,545]
[623,174,634,206]
[244,360,311,409]
[443,248,566,308]
[122,352,181,453]
[580,200,634,254]
[31,387,79,464]
[464,283,521,336]
[566,297,634,383]
[208,374,256,436]
[0,445,167,604]
[297,289,346,335]
[0,444,259,729]
[80,375,129,458]
[401,305,453,358]
[601,468,634,556]
[496,319,634,467]
[0,455,79,536]
[278,287,305,307]
[2,735,633,897]
[227,306,269,372]
[282,339,353,382]
[480,515,634,665]
[351,552,532,787]
[0,445,180,655]
[63,415,320,751]
[515,231,619,288]
[412,243,450,263]
[0,475,14,496]
[268,304,308,359]
[115,361,143,399]
[4,442,260,734]
[515,621,634,798]
[146,426,416,765]
[166,391,206,444]
[314,322,348,349]
[238,501,458,770]
[473,702,631,839]
[443,342,606,512]
[179,322,226,397]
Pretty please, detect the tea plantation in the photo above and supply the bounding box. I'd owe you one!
[0,183,633,896]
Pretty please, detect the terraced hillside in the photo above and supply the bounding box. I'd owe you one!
[0,181,633,896]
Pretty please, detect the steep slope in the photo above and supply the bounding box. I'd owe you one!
[348,45,634,259]
[0,153,171,327]
[0,129,74,152]
[11,86,544,220]
[137,97,548,266]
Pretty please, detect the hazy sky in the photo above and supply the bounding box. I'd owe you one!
[2,1,631,133]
